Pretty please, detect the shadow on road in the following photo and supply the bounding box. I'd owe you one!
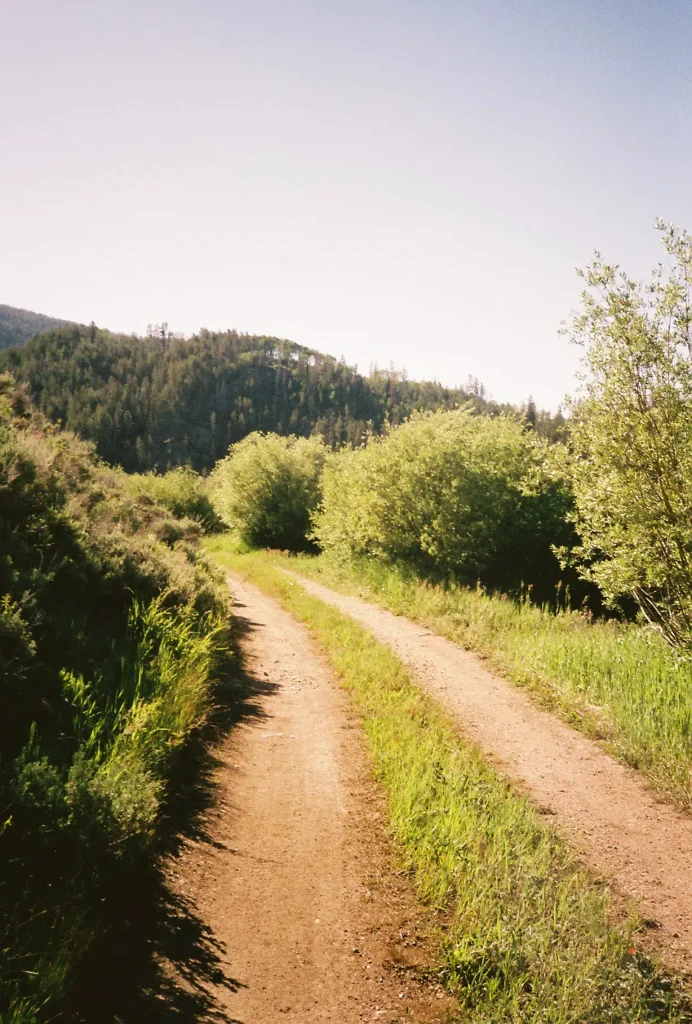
[66,607,278,1023]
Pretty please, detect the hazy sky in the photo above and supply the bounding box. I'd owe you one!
[2,1,691,408]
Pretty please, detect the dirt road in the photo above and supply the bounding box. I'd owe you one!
[289,571,692,975]
[169,575,453,1024]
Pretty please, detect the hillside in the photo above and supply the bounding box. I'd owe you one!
[0,324,562,473]
[0,303,71,351]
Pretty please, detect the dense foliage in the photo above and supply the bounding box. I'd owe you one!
[126,466,222,533]
[0,376,229,1021]
[567,223,692,647]
[0,304,70,352]
[0,324,564,473]
[313,409,577,600]
[210,432,326,551]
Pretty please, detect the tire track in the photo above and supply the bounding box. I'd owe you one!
[288,570,692,976]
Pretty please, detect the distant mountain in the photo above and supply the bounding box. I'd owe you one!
[0,304,72,351]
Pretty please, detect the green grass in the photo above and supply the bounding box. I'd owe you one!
[211,544,690,1023]
[1,598,230,1023]
[248,549,692,810]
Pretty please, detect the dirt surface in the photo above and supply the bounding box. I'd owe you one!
[290,571,692,976]
[168,574,455,1024]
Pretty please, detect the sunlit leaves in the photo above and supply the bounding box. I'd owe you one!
[567,223,692,647]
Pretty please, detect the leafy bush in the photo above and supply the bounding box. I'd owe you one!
[209,432,327,551]
[125,466,222,532]
[0,374,230,1020]
[314,408,574,598]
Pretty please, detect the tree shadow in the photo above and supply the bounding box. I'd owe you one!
[65,608,279,1023]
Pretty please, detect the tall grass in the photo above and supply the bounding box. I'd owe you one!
[215,548,689,1023]
[1,598,229,1022]
[270,552,692,808]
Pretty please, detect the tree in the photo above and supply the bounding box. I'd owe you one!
[566,222,692,647]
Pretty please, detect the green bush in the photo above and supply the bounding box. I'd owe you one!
[209,431,326,551]
[125,466,222,532]
[0,374,230,1020]
[313,408,574,597]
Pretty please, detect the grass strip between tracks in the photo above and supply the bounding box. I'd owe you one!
[211,547,690,1024]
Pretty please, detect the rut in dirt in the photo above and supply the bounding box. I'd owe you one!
[288,571,692,976]
[166,574,453,1024]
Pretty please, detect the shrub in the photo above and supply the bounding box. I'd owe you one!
[313,408,574,597]
[209,432,326,551]
[125,467,222,533]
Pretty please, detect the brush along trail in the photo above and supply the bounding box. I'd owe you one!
[286,570,692,976]
[169,574,453,1024]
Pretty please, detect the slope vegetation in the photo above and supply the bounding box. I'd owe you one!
[0,303,70,351]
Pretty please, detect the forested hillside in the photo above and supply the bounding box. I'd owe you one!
[0,304,71,351]
[0,324,564,472]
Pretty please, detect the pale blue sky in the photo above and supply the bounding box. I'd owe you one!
[2,0,691,408]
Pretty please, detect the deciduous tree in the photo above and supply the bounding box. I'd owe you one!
[567,222,692,646]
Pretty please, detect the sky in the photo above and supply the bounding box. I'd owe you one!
[2,0,691,409]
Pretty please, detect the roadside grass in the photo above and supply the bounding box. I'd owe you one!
[0,380,233,1022]
[210,545,690,1024]
[2,600,231,1023]
[246,548,692,810]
